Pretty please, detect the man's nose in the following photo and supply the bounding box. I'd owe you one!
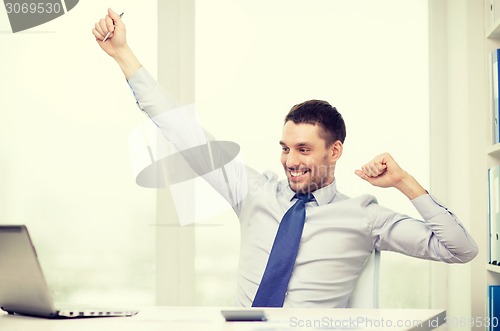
[286,151,300,168]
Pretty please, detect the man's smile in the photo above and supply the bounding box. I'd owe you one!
[288,168,309,180]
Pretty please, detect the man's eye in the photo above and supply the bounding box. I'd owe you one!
[282,147,289,153]
[299,148,310,153]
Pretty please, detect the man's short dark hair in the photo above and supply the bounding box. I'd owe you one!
[284,99,346,146]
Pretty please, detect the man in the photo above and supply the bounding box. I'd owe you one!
[92,9,478,308]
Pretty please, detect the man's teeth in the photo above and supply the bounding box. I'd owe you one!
[290,170,306,177]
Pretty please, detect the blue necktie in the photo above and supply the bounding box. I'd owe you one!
[252,193,314,307]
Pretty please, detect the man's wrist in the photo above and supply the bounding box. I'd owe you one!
[395,173,427,200]
[113,46,141,79]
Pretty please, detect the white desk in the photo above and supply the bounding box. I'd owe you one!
[0,306,446,330]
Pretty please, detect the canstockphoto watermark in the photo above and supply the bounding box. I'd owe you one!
[3,0,79,33]
[289,316,424,329]
[290,315,500,329]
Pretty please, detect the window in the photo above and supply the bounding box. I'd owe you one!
[0,1,158,307]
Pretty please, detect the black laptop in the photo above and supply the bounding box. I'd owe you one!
[0,225,138,318]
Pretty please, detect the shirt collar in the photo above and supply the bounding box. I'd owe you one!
[284,179,338,206]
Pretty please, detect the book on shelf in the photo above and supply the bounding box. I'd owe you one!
[491,0,500,28]
[489,285,500,330]
[489,166,500,265]
[492,48,500,144]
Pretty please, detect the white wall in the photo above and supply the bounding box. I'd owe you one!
[193,0,431,307]
[428,0,487,327]
[0,1,158,306]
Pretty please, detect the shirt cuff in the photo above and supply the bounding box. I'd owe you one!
[411,194,450,220]
[126,66,178,117]
[126,66,156,100]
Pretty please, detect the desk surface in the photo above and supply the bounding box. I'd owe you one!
[0,306,446,331]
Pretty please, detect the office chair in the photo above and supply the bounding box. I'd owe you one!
[347,250,380,308]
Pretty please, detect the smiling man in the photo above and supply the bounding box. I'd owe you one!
[93,9,478,308]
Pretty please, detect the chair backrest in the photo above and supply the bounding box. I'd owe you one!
[347,250,380,308]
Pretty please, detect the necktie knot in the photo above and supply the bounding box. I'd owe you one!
[295,193,315,204]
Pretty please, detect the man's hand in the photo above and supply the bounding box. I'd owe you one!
[354,153,426,200]
[354,153,404,188]
[92,8,127,58]
[91,8,141,79]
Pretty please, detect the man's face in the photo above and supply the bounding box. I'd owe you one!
[280,121,341,193]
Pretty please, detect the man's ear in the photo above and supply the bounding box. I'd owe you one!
[330,140,343,162]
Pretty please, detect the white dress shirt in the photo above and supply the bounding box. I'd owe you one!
[127,67,478,308]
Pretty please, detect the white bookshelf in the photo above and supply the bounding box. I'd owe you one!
[487,0,500,327]
[487,264,500,274]
[487,144,500,159]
